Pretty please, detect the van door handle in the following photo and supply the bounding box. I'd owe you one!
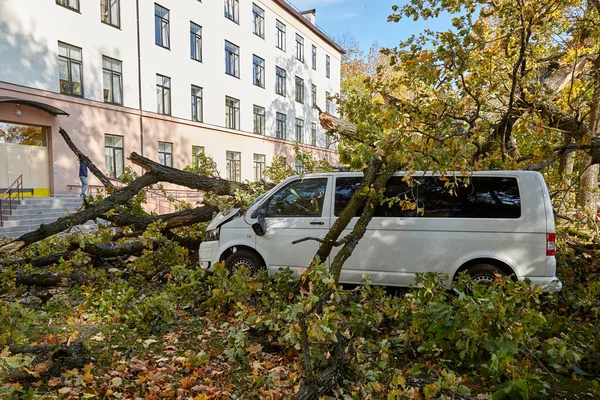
[310,221,324,225]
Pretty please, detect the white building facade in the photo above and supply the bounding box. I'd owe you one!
[0,0,342,196]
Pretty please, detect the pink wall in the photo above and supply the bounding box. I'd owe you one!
[0,82,338,195]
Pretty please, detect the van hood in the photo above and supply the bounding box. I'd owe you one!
[206,207,241,230]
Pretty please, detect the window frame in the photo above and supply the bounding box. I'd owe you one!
[156,74,171,115]
[311,122,317,146]
[275,112,286,139]
[226,150,241,182]
[326,55,331,78]
[253,55,265,88]
[158,141,173,167]
[225,96,240,130]
[311,84,317,108]
[190,22,202,62]
[295,118,304,143]
[224,0,239,23]
[276,20,286,51]
[253,105,265,135]
[295,76,304,104]
[102,56,123,105]
[225,40,240,78]
[275,66,286,96]
[311,45,317,70]
[56,0,79,12]
[154,3,170,49]
[101,0,120,28]
[326,91,332,114]
[192,145,205,168]
[191,85,203,122]
[104,134,124,179]
[252,3,265,38]
[58,42,83,97]
[295,34,304,63]
[253,153,266,182]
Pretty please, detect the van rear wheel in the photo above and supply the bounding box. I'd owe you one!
[467,263,505,285]
[224,249,263,273]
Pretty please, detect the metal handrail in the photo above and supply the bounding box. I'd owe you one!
[0,174,24,227]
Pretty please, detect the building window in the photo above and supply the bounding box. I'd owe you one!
[156,74,171,115]
[295,118,304,143]
[158,141,173,167]
[276,112,286,139]
[276,20,286,51]
[56,0,79,12]
[312,45,317,70]
[253,105,265,135]
[192,145,205,168]
[101,0,120,27]
[191,85,203,122]
[311,84,317,108]
[190,22,202,62]
[254,154,266,182]
[295,159,304,174]
[253,55,265,88]
[225,41,240,78]
[311,123,317,146]
[102,56,122,104]
[326,55,331,78]
[105,134,124,179]
[326,92,332,114]
[226,151,241,182]
[224,0,239,23]
[275,67,286,96]
[295,76,304,104]
[253,4,264,38]
[58,42,83,96]
[225,96,240,130]
[155,4,170,49]
[295,34,304,62]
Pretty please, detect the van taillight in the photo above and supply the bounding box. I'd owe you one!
[547,233,556,256]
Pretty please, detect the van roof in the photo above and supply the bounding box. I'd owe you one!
[292,170,541,178]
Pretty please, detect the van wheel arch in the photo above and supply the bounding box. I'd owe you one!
[220,246,266,270]
[453,258,516,282]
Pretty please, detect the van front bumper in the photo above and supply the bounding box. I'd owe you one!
[526,277,563,293]
[199,241,219,270]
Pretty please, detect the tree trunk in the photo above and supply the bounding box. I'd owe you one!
[578,53,600,209]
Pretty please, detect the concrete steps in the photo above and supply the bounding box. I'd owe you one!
[0,196,98,239]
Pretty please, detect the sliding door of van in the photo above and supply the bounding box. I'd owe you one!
[256,177,331,272]
[332,176,419,286]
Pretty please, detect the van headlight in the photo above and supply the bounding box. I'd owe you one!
[204,228,220,242]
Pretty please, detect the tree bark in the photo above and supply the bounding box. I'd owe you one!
[105,205,217,230]
[578,53,600,209]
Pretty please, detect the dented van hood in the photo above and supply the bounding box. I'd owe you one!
[206,207,241,231]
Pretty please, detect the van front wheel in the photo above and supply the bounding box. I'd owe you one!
[225,249,263,273]
[467,264,505,285]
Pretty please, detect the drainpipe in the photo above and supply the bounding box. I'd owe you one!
[135,0,144,156]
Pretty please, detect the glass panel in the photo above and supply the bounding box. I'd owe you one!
[111,0,120,26]
[267,179,328,217]
[70,62,82,95]
[164,88,171,114]
[70,46,82,61]
[59,59,69,94]
[115,148,124,177]
[58,42,68,57]
[112,73,122,104]
[0,123,46,146]
[103,71,112,102]
[102,56,111,70]
[157,86,163,113]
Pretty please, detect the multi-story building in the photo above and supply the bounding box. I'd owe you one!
[0,0,342,196]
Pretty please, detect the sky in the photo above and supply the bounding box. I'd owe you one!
[289,0,454,53]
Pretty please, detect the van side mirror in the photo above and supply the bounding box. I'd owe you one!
[252,208,266,236]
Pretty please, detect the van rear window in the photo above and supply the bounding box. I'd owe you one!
[334,176,521,219]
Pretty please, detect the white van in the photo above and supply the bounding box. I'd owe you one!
[199,171,562,292]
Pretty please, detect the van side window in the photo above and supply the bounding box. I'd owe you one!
[334,177,418,217]
[266,178,328,217]
[417,177,521,218]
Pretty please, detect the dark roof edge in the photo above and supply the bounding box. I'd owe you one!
[273,0,345,55]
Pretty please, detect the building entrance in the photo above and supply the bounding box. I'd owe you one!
[0,122,50,196]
